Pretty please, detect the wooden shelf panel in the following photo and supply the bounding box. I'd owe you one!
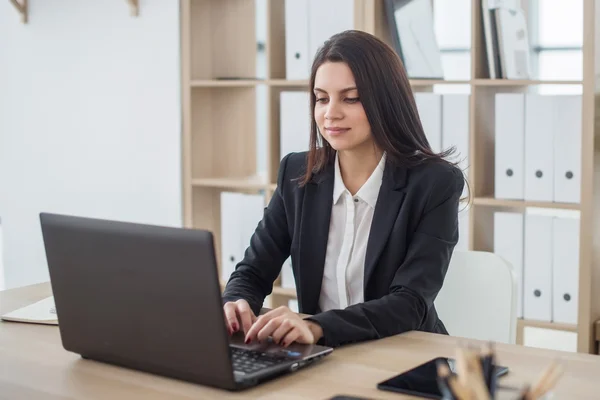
[410,79,471,86]
[191,87,257,179]
[268,79,309,87]
[189,0,257,80]
[473,79,583,86]
[517,318,578,333]
[267,79,473,87]
[192,187,223,270]
[191,177,270,190]
[191,79,262,88]
[473,197,581,210]
[218,281,297,299]
[9,0,28,23]
[272,286,297,297]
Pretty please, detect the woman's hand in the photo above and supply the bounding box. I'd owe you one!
[244,306,323,347]
[223,299,257,336]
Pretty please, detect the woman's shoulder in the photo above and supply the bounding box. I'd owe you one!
[410,159,462,179]
[406,159,465,194]
[280,151,309,178]
[281,151,309,171]
[277,151,310,189]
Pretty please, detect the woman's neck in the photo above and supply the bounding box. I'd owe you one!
[338,147,383,195]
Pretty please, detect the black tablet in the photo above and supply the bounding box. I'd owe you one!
[377,357,509,399]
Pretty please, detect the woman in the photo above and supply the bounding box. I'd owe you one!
[222,30,467,348]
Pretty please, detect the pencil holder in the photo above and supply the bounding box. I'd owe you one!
[436,343,563,400]
[436,353,498,400]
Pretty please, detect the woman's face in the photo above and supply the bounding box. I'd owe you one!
[313,61,373,153]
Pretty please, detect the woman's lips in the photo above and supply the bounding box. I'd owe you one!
[325,127,350,136]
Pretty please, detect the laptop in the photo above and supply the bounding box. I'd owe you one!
[39,212,333,391]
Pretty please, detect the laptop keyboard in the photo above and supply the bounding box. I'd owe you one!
[230,347,291,374]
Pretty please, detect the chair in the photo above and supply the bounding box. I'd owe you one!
[434,250,518,344]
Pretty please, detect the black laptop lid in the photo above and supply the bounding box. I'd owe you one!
[39,212,236,389]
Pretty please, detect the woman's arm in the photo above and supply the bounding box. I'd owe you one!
[221,153,293,317]
[305,165,464,347]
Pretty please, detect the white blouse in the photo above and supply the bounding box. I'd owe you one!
[318,152,386,312]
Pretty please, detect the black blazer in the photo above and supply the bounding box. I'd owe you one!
[222,151,464,347]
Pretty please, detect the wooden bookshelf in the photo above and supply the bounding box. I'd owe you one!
[181,0,600,353]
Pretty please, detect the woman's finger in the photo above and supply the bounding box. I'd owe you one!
[280,328,301,347]
[256,316,284,342]
[245,312,273,342]
[235,300,254,335]
[223,302,239,334]
[271,318,294,344]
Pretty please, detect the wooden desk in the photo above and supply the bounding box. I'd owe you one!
[2,283,600,400]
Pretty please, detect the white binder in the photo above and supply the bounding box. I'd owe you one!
[523,213,553,322]
[524,95,554,202]
[220,192,243,283]
[288,299,299,313]
[307,0,354,64]
[286,0,354,80]
[552,216,580,324]
[456,206,470,251]
[493,2,531,79]
[553,95,582,204]
[442,94,470,196]
[280,91,310,159]
[281,257,296,289]
[220,192,265,283]
[414,93,443,154]
[495,93,525,199]
[240,193,266,259]
[0,296,58,325]
[284,0,310,80]
[494,211,524,318]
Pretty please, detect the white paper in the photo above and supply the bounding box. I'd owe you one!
[1,296,58,325]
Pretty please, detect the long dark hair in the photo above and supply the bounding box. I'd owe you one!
[300,29,465,190]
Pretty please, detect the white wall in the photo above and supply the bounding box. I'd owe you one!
[0,1,182,289]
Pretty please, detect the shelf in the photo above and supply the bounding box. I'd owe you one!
[219,282,297,299]
[190,87,257,180]
[181,0,600,355]
[473,79,583,86]
[410,79,470,86]
[272,286,297,297]
[267,79,309,87]
[517,318,578,333]
[473,197,581,210]
[126,0,138,16]
[191,79,262,88]
[191,177,270,191]
[188,0,256,81]
[267,79,472,87]
[9,0,27,23]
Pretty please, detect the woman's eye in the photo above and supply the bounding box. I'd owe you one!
[345,97,360,103]
[316,98,328,103]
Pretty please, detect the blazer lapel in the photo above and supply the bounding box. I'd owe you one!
[364,163,407,292]
[297,165,333,314]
